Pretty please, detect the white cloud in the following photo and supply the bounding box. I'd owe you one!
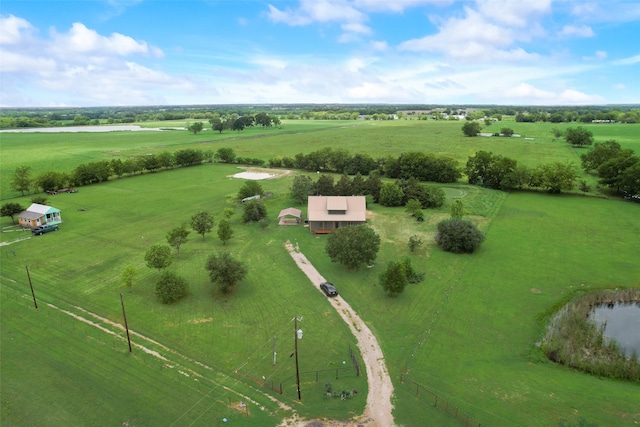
[582,50,607,61]
[476,0,551,27]
[341,22,371,35]
[399,7,512,50]
[571,1,640,23]
[397,5,544,62]
[0,14,35,45]
[268,0,370,41]
[353,0,453,13]
[613,83,626,90]
[0,49,56,74]
[614,54,640,65]
[49,23,163,57]
[371,40,388,51]
[267,0,365,26]
[560,25,594,38]
[503,83,604,104]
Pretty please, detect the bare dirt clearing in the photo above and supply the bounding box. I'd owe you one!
[281,241,395,427]
[231,167,293,180]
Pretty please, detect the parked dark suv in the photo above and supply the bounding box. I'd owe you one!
[32,224,59,236]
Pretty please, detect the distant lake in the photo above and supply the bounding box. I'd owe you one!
[590,302,640,357]
[0,125,184,133]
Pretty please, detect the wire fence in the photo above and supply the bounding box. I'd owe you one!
[236,344,362,396]
[400,374,484,427]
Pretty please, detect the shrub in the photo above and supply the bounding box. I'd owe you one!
[407,235,423,252]
[435,219,484,253]
[237,180,264,201]
[155,271,188,304]
[379,261,407,297]
[461,121,481,137]
[30,196,48,205]
[242,199,267,223]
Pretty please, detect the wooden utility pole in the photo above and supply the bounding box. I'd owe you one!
[294,316,301,400]
[25,266,37,309]
[120,293,132,352]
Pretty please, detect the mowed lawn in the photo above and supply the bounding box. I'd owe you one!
[295,189,640,426]
[1,164,369,425]
[1,119,639,426]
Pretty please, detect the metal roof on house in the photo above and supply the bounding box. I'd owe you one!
[326,196,348,211]
[26,203,59,215]
[19,211,44,220]
[307,196,366,222]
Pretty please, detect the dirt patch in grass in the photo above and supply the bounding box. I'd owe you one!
[189,317,213,324]
[230,167,293,180]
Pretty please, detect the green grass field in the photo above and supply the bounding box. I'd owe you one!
[1,119,639,426]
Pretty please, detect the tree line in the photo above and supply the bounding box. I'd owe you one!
[9,147,263,194]
[268,148,462,183]
[465,141,639,197]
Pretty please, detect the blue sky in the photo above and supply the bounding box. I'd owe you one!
[1,0,639,107]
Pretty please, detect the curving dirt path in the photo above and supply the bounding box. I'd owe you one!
[281,241,395,427]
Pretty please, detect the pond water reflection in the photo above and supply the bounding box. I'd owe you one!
[590,302,640,357]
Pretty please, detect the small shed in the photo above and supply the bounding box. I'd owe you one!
[18,203,63,229]
[278,207,302,226]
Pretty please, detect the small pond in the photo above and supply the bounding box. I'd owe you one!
[589,302,640,357]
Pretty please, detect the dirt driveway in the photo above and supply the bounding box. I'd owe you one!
[281,241,395,427]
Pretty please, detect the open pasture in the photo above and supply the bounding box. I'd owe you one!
[1,119,639,426]
[3,119,637,199]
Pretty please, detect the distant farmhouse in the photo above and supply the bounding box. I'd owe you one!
[18,203,62,229]
[307,196,366,234]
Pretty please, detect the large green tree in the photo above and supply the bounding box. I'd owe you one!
[290,175,313,204]
[534,162,578,194]
[618,162,640,196]
[205,252,247,294]
[191,211,215,239]
[462,121,482,137]
[242,199,267,223]
[167,224,190,256]
[597,153,639,192]
[580,140,623,172]
[565,127,594,147]
[155,271,189,304]
[187,121,204,135]
[145,245,172,271]
[1,203,25,224]
[312,174,335,196]
[215,147,236,163]
[11,166,32,195]
[325,225,381,270]
[379,182,404,207]
[435,219,484,254]
[465,151,517,189]
[237,180,264,201]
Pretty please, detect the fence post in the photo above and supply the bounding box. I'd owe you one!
[434,395,438,407]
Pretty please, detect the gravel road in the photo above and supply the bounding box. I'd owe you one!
[280,241,395,427]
